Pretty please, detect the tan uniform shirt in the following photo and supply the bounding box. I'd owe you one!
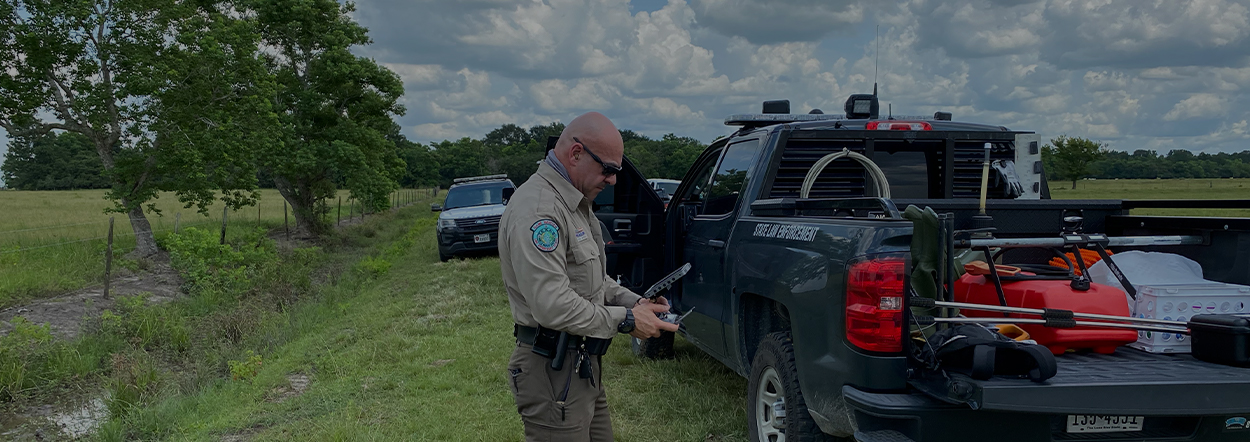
[500,162,641,339]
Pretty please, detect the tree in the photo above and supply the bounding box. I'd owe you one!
[0,0,277,256]
[2,132,110,190]
[387,124,439,188]
[249,0,405,237]
[431,137,488,187]
[1041,135,1107,189]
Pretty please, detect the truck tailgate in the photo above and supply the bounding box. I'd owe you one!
[910,348,1250,415]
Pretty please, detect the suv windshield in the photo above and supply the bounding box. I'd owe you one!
[443,183,512,210]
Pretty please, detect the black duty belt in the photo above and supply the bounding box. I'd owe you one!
[514,324,580,348]
[514,324,612,357]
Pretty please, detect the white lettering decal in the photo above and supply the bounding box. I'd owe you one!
[751,223,818,242]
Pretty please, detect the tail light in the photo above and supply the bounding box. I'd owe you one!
[866,121,932,131]
[846,255,906,353]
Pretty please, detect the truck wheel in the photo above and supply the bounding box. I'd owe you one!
[630,330,675,359]
[438,250,451,262]
[748,332,835,442]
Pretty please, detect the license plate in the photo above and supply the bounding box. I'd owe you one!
[474,234,490,243]
[1066,415,1144,433]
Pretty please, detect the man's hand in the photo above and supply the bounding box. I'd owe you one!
[637,296,669,307]
[630,302,680,339]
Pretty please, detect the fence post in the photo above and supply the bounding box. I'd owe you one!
[174,212,181,234]
[104,217,114,300]
[284,200,289,239]
[337,196,342,224]
[220,206,228,245]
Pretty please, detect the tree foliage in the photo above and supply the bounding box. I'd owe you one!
[0,0,278,255]
[1087,149,1250,179]
[1041,135,1107,189]
[249,0,405,237]
[2,132,110,190]
[405,123,709,187]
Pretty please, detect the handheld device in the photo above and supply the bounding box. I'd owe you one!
[643,263,693,324]
[644,263,691,300]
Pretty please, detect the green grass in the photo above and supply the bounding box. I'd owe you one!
[0,188,430,309]
[97,200,748,441]
[1049,178,1250,217]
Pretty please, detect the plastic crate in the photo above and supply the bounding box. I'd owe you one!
[1129,283,1250,353]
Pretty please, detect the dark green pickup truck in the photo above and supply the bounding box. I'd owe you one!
[593,95,1250,442]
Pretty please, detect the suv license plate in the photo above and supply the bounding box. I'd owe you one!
[474,234,490,243]
[1066,415,1144,433]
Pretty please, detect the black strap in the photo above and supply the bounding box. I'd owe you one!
[981,247,1010,316]
[1092,243,1137,300]
[1020,344,1057,382]
[971,345,995,380]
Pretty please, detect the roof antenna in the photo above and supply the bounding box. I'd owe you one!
[874,25,879,98]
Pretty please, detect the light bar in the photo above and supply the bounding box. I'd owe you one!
[453,174,508,184]
[725,113,846,126]
[866,121,932,131]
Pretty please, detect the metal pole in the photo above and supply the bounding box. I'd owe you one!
[337,196,342,224]
[925,298,1190,328]
[220,206,228,245]
[917,316,1187,334]
[961,235,1204,249]
[104,217,114,300]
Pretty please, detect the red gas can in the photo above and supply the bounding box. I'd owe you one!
[953,274,1138,355]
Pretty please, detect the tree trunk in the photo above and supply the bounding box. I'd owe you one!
[122,196,160,257]
[273,177,324,238]
[1071,179,1077,189]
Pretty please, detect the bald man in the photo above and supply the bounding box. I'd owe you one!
[500,112,679,441]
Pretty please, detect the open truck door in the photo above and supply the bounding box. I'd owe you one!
[545,137,668,294]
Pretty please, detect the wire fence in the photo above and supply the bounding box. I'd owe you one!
[0,187,441,256]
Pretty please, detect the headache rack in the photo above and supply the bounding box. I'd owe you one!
[759,130,1043,201]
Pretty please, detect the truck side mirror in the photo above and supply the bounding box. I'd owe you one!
[502,187,515,204]
[431,204,442,212]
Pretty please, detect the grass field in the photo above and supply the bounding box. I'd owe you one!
[0,188,428,309]
[4,178,1250,440]
[91,198,748,441]
[1049,178,1250,217]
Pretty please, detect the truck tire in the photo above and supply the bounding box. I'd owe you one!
[748,332,836,442]
[630,330,675,359]
[438,249,451,262]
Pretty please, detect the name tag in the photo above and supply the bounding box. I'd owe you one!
[575,228,589,243]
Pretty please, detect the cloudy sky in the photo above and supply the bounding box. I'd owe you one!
[352,0,1250,154]
[4,0,1250,176]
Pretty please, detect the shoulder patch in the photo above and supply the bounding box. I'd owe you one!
[531,219,560,252]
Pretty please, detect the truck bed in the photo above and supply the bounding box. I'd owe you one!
[910,347,1250,415]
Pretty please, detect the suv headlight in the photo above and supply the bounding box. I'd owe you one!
[438,218,456,229]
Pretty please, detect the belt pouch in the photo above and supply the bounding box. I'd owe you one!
[530,328,560,359]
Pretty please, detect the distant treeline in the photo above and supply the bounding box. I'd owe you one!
[3,124,709,191]
[1084,150,1250,179]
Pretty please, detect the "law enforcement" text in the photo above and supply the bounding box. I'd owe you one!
[752,223,818,242]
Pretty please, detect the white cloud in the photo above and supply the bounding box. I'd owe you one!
[1163,94,1230,121]
[689,0,863,44]
[343,0,1250,155]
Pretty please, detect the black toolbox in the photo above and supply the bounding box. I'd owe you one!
[1190,314,1250,367]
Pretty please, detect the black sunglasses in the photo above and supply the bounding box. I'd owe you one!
[572,137,621,177]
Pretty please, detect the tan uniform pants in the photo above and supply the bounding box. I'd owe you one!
[508,342,612,441]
